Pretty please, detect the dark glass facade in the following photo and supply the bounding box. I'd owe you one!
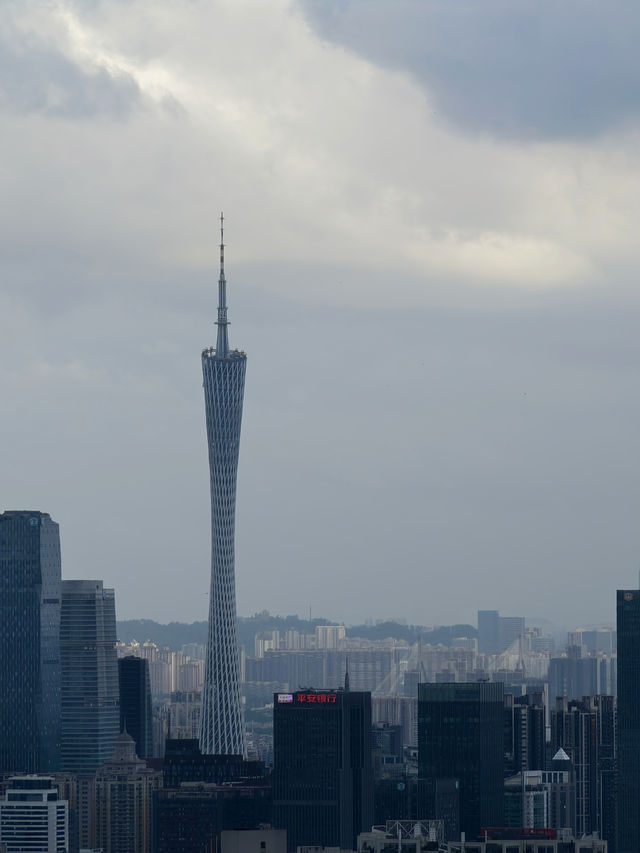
[162,738,264,788]
[118,655,152,758]
[418,681,504,840]
[152,784,271,853]
[616,589,640,853]
[60,580,120,773]
[0,511,61,772]
[273,690,374,852]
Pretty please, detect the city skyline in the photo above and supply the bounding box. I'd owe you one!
[2,2,640,628]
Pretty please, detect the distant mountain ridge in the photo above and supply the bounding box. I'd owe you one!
[117,615,477,651]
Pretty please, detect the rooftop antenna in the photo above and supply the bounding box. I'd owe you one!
[344,657,350,692]
[215,212,230,357]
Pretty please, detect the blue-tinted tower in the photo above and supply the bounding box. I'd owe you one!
[60,580,120,773]
[0,511,61,772]
[200,215,246,756]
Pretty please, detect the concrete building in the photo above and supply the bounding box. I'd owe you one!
[0,776,68,853]
[477,610,525,656]
[315,625,346,650]
[94,730,161,853]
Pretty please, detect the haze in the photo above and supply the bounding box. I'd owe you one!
[1,0,639,626]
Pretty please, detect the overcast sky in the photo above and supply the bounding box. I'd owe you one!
[2,0,639,629]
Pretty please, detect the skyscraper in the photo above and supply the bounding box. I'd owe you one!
[616,588,640,853]
[200,215,247,756]
[60,580,120,773]
[0,510,61,772]
[418,682,504,840]
[273,687,374,851]
[119,656,153,759]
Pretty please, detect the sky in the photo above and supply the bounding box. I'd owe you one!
[2,0,639,629]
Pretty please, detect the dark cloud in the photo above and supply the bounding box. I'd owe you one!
[0,32,141,119]
[297,0,640,139]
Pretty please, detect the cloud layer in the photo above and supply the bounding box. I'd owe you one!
[1,0,638,627]
[299,0,640,139]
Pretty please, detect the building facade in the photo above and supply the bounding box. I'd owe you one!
[551,695,615,843]
[418,681,504,840]
[60,580,120,773]
[95,731,162,853]
[0,776,68,853]
[0,511,61,773]
[119,656,153,758]
[200,216,246,756]
[616,588,640,853]
[504,691,545,777]
[273,688,374,851]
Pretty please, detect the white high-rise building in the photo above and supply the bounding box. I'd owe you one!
[316,625,346,649]
[0,776,68,853]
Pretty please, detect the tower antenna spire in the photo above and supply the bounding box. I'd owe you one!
[216,211,229,357]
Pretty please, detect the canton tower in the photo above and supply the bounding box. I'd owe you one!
[200,214,246,755]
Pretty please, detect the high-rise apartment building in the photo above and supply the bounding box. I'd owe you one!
[60,580,120,773]
[200,216,246,756]
[548,646,617,702]
[504,692,545,776]
[315,625,346,649]
[418,682,504,839]
[0,776,68,853]
[273,687,374,851]
[0,511,61,773]
[550,694,615,847]
[95,730,162,853]
[119,656,153,759]
[616,589,640,853]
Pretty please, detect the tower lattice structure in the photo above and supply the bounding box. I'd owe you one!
[200,214,246,755]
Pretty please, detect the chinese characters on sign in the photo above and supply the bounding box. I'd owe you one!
[276,692,339,704]
[296,693,337,703]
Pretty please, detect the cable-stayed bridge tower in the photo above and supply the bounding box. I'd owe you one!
[200,214,246,755]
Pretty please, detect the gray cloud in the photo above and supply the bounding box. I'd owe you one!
[298,0,640,139]
[1,0,637,631]
[0,25,141,118]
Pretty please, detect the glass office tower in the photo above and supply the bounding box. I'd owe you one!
[118,655,153,759]
[616,589,640,853]
[273,688,374,851]
[60,580,120,773]
[0,510,61,773]
[418,681,504,840]
[200,215,246,756]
